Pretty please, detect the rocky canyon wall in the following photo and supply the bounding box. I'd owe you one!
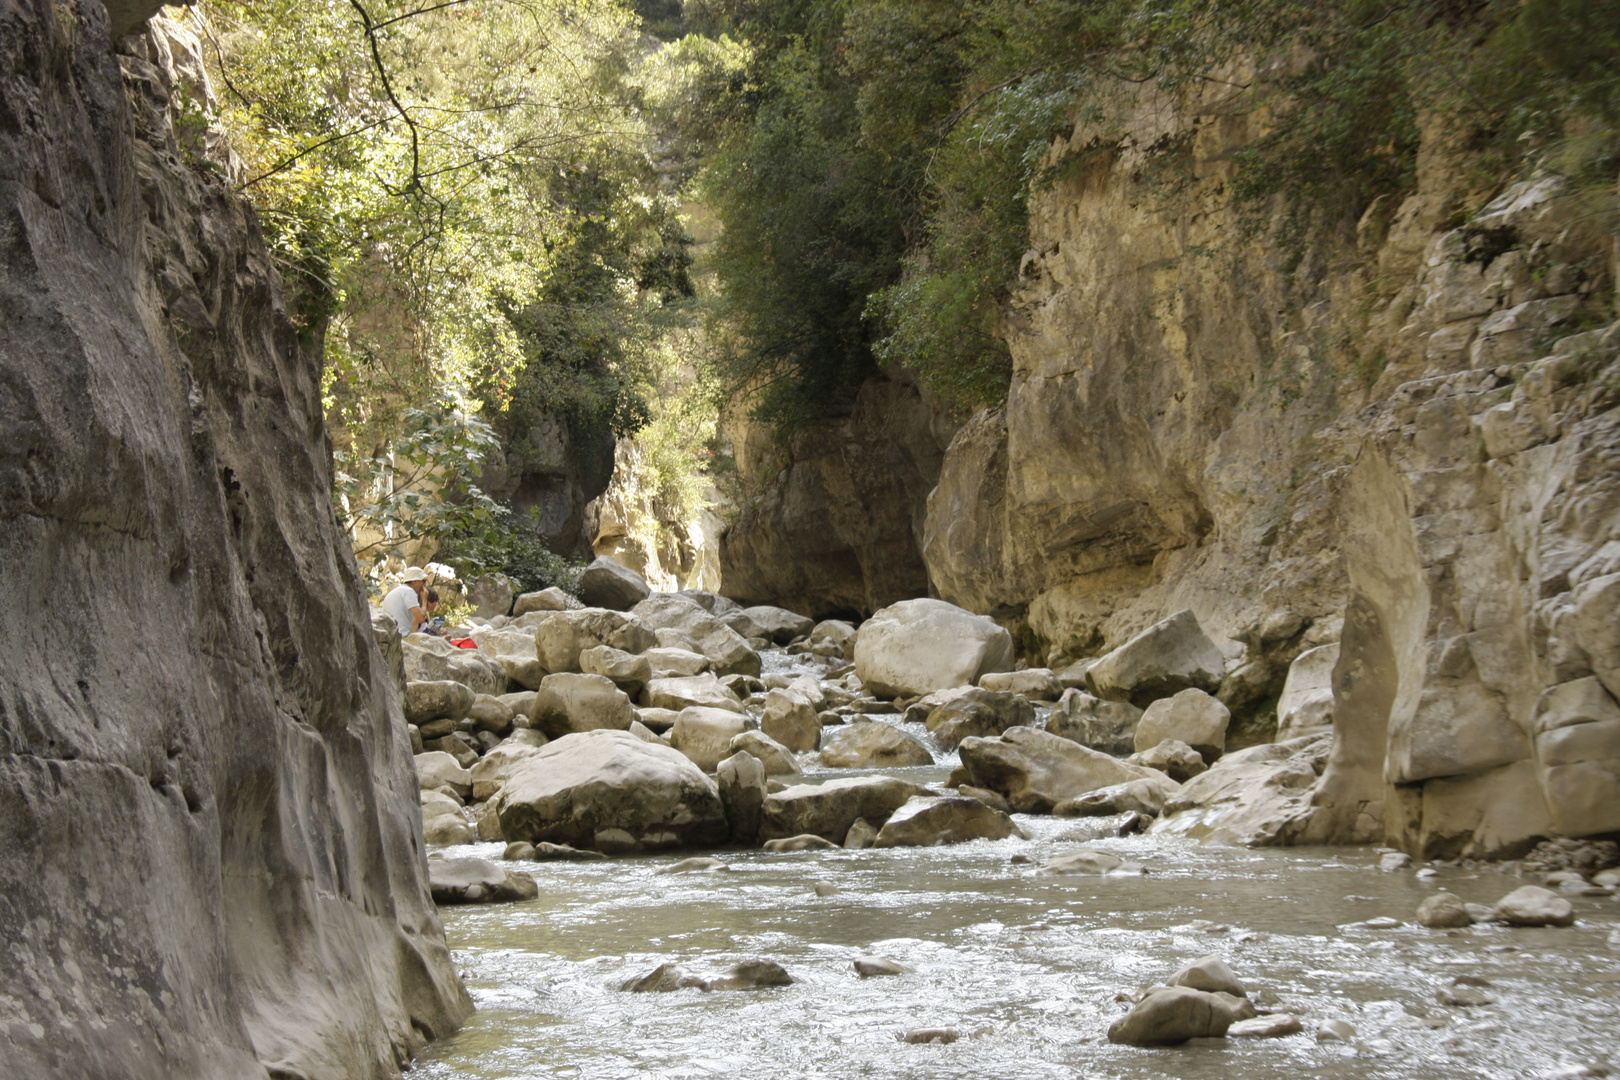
[924,81,1620,858]
[0,3,470,1077]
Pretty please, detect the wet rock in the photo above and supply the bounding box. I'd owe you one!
[873,795,1019,847]
[760,776,930,843]
[717,750,766,844]
[423,812,474,846]
[1133,689,1229,762]
[1316,1019,1357,1042]
[529,608,657,673]
[904,1028,960,1044]
[427,857,539,905]
[735,605,815,645]
[762,687,822,753]
[578,557,651,612]
[1169,955,1246,997]
[1150,734,1331,846]
[958,727,1163,813]
[820,720,933,768]
[533,673,636,737]
[1417,892,1474,928]
[1045,689,1143,756]
[1086,610,1226,707]
[579,645,653,697]
[1465,902,1499,923]
[405,680,476,725]
[1036,848,1125,875]
[853,598,1015,698]
[631,594,762,677]
[730,730,801,775]
[1053,776,1177,818]
[926,689,1037,751]
[1129,739,1207,783]
[1106,986,1235,1045]
[1228,1014,1303,1038]
[1436,986,1495,1007]
[620,963,689,993]
[711,960,794,990]
[512,586,573,617]
[813,881,841,896]
[654,856,728,875]
[416,751,473,798]
[979,668,1063,701]
[533,842,607,861]
[957,785,1013,814]
[854,957,903,977]
[1380,851,1413,872]
[670,707,751,773]
[495,729,728,851]
[811,619,858,655]
[1493,885,1576,926]
[640,673,747,714]
[502,841,535,861]
[843,818,878,849]
[762,834,841,852]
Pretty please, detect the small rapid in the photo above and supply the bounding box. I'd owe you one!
[414,826,1620,1080]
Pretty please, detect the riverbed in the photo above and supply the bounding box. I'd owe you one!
[413,817,1620,1080]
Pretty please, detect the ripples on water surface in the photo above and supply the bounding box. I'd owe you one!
[415,815,1620,1080]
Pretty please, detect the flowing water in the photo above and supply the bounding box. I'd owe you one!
[415,817,1620,1080]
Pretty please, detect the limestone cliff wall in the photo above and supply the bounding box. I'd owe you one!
[0,3,470,1077]
[921,81,1619,857]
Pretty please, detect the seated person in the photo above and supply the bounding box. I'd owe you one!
[415,589,444,635]
[382,567,429,635]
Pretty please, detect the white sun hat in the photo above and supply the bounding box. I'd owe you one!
[400,566,429,582]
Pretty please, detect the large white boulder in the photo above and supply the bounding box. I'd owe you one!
[643,647,712,677]
[924,689,1035,752]
[819,721,933,768]
[1085,609,1226,707]
[494,730,728,852]
[631,594,762,677]
[1134,688,1230,761]
[404,680,475,724]
[1045,689,1141,756]
[579,645,653,696]
[761,687,821,752]
[404,634,508,696]
[734,605,814,645]
[853,598,1015,698]
[640,673,746,714]
[469,626,545,689]
[872,795,1018,847]
[729,730,801,775]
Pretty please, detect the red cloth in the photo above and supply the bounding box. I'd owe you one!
[450,638,478,649]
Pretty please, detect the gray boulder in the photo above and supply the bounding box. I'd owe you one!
[925,688,1036,751]
[495,730,728,852]
[872,795,1019,847]
[819,720,933,768]
[467,694,515,735]
[512,586,574,617]
[530,608,656,673]
[669,707,751,773]
[1045,689,1142,756]
[958,727,1164,813]
[579,644,652,697]
[1129,738,1208,782]
[729,730,801,775]
[1169,955,1246,996]
[643,646,712,677]
[717,751,767,844]
[1493,885,1576,926]
[978,668,1064,701]
[578,556,651,611]
[468,626,546,690]
[404,635,508,696]
[427,857,539,905]
[1106,986,1236,1045]
[1277,643,1338,737]
[467,573,515,619]
[1086,609,1226,707]
[760,776,930,842]
[1417,892,1474,928]
[631,594,762,677]
[762,687,822,752]
[640,673,746,713]
[1036,848,1130,875]
[1052,776,1177,817]
[736,605,815,645]
[853,598,1015,698]
[532,673,635,737]
[1134,688,1230,761]
[416,751,473,798]
[404,680,475,724]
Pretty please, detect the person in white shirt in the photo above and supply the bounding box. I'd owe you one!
[382,566,430,636]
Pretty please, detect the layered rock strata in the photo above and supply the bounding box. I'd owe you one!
[0,4,469,1076]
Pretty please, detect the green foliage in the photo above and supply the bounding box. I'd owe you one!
[437,507,585,596]
[332,395,500,578]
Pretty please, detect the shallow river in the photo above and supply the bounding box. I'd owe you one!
[415,803,1620,1080]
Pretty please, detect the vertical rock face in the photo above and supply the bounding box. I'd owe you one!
[0,4,470,1078]
[719,370,960,617]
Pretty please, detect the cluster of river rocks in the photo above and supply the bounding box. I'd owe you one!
[385,558,1620,1047]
